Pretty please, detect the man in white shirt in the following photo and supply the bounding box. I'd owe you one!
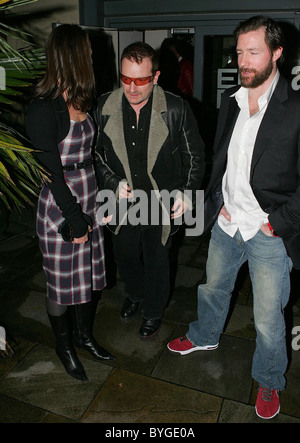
[219,70,279,241]
[167,16,300,420]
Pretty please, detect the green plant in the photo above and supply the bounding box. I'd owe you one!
[0,0,46,211]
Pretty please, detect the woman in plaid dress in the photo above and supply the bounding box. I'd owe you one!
[26,24,115,382]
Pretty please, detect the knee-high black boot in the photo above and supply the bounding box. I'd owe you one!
[48,312,88,382]
[70,301,116,361]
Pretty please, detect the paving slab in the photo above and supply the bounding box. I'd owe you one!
[0,344,113,421]
[152,325,255,403]
[224,304,256,340]
[0,335,34,380]
[81,368,222,423]
[219,399,300,423]
[94,304,175,375]
[0,394,75,423]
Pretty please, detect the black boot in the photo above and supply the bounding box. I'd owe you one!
[71,302,116,361]
[48,313,88,382]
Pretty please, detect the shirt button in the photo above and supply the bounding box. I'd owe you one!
[132,142,135,146]
[132,125,135,129]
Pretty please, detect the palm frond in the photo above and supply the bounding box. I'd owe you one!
[0,0,46,210]
[0,0,38,11]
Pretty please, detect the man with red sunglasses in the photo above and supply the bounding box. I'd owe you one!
[94,41,205,339]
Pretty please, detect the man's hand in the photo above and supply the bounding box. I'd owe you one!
[260,222,273,237]
[102,214,113,224]
[219,205,231,221]
[171,197,188,219]
[119,183,133,200]
[102,182,133,224]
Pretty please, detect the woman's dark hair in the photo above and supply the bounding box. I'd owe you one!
[34,24,95,111]
[121,41,159,73]
[234,16,285,64]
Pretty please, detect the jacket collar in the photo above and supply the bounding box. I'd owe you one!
[251,74,288,174]
[102,85,169,189]
[102,84,168,116]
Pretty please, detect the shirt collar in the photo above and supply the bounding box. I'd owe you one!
[123,90,153,114]
[231,70,280,109]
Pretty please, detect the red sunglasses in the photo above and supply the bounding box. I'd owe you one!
[120,73,154,86]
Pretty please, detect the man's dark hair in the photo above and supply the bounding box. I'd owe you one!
[121,41,159,73]
[234,16,285,64]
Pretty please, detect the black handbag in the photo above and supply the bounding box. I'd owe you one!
[58,213,93,242]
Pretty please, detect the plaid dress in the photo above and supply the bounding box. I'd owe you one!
[37,115,106,305]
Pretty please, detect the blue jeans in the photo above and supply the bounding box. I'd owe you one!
[187,221,292,390]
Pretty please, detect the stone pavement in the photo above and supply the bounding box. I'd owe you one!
[0,204,300,424]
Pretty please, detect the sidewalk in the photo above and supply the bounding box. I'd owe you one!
[0,204,300,423]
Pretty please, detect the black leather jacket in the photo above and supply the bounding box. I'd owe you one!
[94,86,205,243]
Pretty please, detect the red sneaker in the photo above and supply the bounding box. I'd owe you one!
[255,386,280,419]
[167,336,218,355]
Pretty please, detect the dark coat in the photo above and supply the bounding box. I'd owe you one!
[204,75,300,269]
[25,95,89,237]
[94,85,205,244]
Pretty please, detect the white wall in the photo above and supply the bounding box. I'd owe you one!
[144,29,170,51]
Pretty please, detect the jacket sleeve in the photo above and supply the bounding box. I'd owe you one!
[259,90,300,241]
[94,96,125,194]
[268,131,300,240]
[178,99,205,199]
[25,99,88,238]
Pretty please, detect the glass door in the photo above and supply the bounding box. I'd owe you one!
[203,35,239,110]
[199,34,240,157]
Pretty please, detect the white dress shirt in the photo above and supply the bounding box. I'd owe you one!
[218,70,280,241]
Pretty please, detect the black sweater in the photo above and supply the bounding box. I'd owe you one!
[25,95,88,237]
